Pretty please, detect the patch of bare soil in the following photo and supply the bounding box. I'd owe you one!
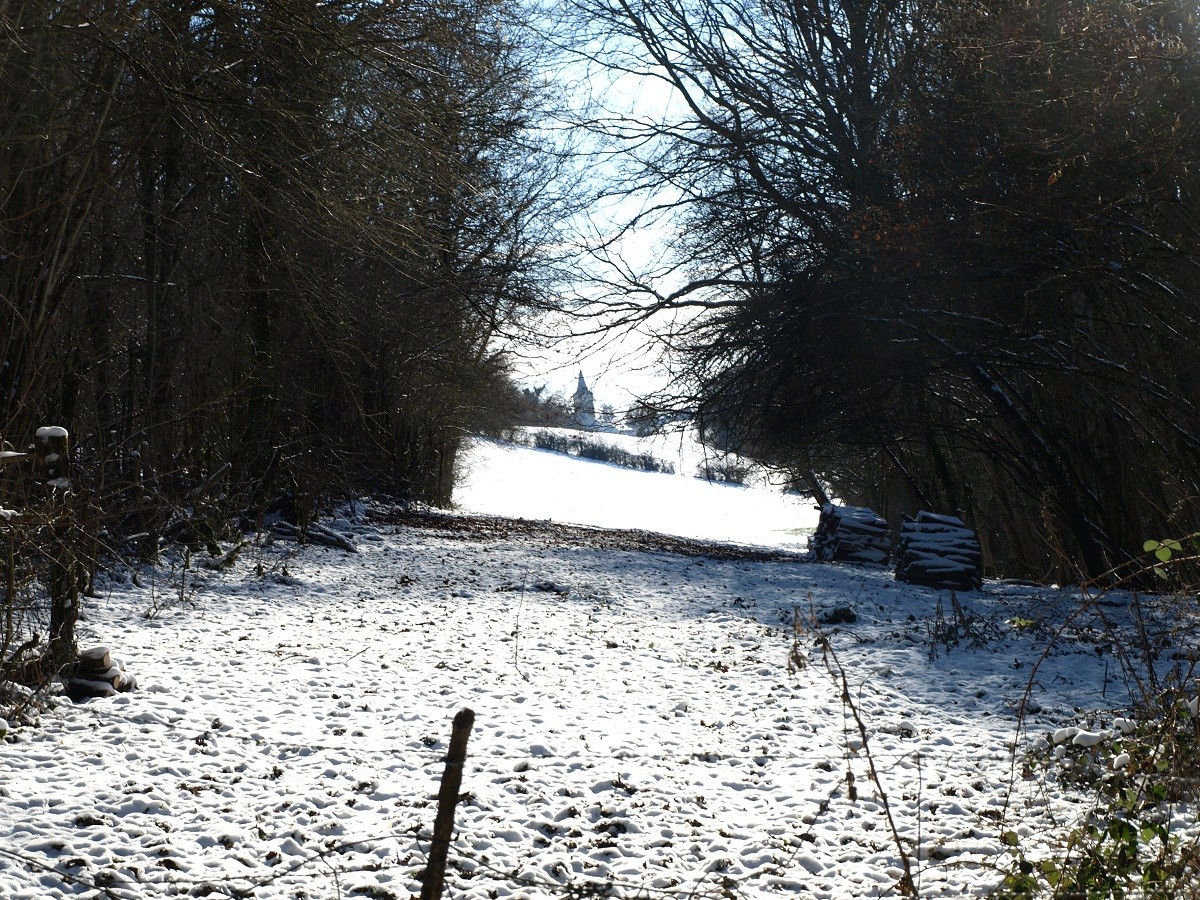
[368,507,809,562]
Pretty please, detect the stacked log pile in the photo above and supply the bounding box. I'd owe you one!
[810,503,891,565]
[67,646,137,701]
[894,512,983,590]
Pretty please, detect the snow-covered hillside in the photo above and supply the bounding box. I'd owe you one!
[455,430,819,549]
[0,444,1193,899]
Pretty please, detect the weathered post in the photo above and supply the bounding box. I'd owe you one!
[35,427,79,671]
[0,440,31,666]
[421,708,475,900]
[34,427,70,496]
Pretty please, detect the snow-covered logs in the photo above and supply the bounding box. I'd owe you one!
[67,646,137,702]
[810,503,891,565]
[894,512,983,590]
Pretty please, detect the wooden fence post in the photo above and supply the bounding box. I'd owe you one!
[421,708,475,900]
[35,426,79,671]
[34,426,70,496]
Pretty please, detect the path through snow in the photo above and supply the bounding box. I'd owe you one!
[0,503,1158,899]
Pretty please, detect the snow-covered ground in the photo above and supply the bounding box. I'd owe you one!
[0,440,1189,898]
[455,431,819,549]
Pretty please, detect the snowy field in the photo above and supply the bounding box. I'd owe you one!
[0,440,1189,898]
[455,432,820,549]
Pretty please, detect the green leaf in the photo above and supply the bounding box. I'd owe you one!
[1039,859,1060,885]
[1141,822,1168,845]
[1154,566,1169,579]
[1001,829,1021,847]
[1001,872,1039,894]
[1145,538,1182,562]
[1144,863,1168,884]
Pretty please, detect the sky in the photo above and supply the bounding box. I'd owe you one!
[504,322,673,414]
[505,18,695,411]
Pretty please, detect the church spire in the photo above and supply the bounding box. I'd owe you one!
[572,371,596,422]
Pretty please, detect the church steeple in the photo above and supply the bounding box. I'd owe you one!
[572,371,596,422]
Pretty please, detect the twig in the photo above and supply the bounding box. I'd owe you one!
[513,573,531,682]
[821,638,918,896]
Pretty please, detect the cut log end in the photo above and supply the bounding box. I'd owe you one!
[68,647,137,701]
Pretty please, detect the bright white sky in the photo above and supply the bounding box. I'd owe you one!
[506,24,695,412]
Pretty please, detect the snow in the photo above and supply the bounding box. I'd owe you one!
[455,433,819,549]
[0,434,1193,898]
[34,426,68,440]
[1071,730,1105,748]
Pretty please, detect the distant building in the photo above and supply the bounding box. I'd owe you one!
[572,371,596,427]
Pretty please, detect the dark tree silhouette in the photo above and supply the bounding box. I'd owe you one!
[568,0,1200,581]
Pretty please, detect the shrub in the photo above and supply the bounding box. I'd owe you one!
[524,431,674,474]
[997,540,1200,897]
[697,460,751,484]
[999,694,1200,897]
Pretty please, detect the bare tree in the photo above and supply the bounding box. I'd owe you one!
[1,0,567,527]
[564,0,1200,581]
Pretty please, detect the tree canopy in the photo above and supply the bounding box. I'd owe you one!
[1,0,564,523]
[569,0,1200,581]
